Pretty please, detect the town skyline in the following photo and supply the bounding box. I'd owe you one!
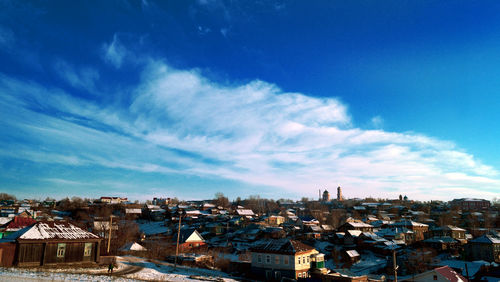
[1,191,497,204]
[2,1,500,201]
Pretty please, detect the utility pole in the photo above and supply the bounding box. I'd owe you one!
[107,215,113,254]
[226,221,229,247]
[465,263,470,281]
[392,249,398,282]
[174,213,182,270]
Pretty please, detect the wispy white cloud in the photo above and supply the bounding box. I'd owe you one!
[54,59,99,93]
[102,34,127,68]
[1,51,499,200]
[370,115,383,128]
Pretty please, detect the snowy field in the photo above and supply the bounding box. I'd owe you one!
[0,256,240,282]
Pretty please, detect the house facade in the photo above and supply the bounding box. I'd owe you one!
[0,221,101,267]
[250,239,319,280]
[175,229,206,251]
[467,234,500,262]
[392,220,428,242]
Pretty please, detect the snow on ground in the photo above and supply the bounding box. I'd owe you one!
[349,252,387,276]
[0,267,134,281]
[0,256,239,282]
[314,240,333,254]
[116,256,239,281]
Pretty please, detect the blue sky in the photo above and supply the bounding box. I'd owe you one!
[1,0,500,201]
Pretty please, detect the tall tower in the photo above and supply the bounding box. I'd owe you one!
[322,190,330,202]
[337,186,343,201]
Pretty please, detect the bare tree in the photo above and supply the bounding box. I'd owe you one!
[0,193,16,201]
[214,192,229,208]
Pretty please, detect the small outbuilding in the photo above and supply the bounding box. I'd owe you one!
[119,242,147,254]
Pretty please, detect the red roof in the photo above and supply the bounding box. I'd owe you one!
[435,266,467,282]
[7,217,36,229]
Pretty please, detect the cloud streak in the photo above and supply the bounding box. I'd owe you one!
[1,54,499,200]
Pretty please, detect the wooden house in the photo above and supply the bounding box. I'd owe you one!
[0,221,101,267]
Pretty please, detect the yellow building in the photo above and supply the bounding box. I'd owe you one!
[250,239,320,280]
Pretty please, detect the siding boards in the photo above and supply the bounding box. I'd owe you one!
[18,243,44,265]
[15,241,100,266]
[66,242,84,263]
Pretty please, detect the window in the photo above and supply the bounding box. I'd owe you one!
[266,255,271,264]
[257,254,262,263]
[298,256,301,264]
[433,275,437,280]
[307,256,310,263]
[298,272,302,278]
[284,256,289,265]
[84,243,92,257]
[275,255,280,264]
[57,243,66,258]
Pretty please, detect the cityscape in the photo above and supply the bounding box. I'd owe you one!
[0,191,498,281]
[1,1,500,281]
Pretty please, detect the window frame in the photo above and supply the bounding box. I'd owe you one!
[57,243,66,258]
[84,243,92,257]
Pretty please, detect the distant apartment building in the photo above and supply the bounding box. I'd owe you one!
[450,198,490,211]
[100,197,128,204]
[152,197,170,206]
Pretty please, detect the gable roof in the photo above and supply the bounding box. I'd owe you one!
[434,266,467,282]
[470,234,500,244]
[125,208,142,214]
[6,216,37,230]
[175,229,205,243]
[119,242,147,251]
[344,221,374,228]
[392,220,428,227]
[4,221,99,241]
[236,209,255,216]
[345,250,360,257]
[250,239,316,254]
